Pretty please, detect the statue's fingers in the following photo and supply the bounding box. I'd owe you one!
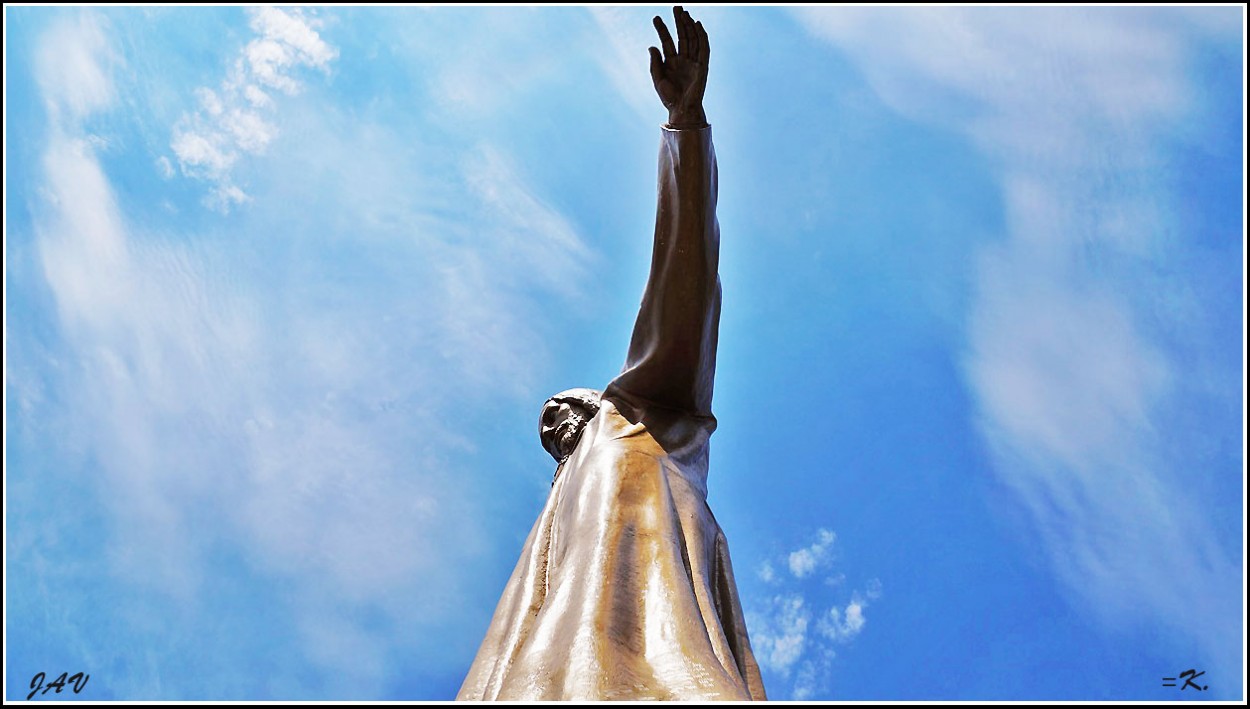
[653,16,677,61]
[687,16,701,62]
[649,46,665,84]
[650,48,677,104]
[696,21,709,65]
[675,6,691,58]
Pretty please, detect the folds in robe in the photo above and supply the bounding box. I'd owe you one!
[457,127,766,701]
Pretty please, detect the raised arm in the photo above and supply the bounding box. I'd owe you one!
[604,7,720,418]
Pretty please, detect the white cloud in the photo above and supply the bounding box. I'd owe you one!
[793,7,1193,154]
[417,11,585,122]
[243,83,272,108]
[747,529,880,699]
[248,5,337,80]
[170,7,336,211]
[196,86,224,116]
[34,13,115,123]
[793,5,1240,681]
[748,594,810,676]
[170,128,235,175]
[25,10,594,696]
[222,108,276,152]
[758,560,777,584]
[588,6,663,125]
[818,596,866,643]
[462,144,595,301]
[791,647,837,702]
[155,155,174,179]
[208,183,250,211]
[787,527,835,579]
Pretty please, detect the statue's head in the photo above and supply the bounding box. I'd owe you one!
[539,388,602,462]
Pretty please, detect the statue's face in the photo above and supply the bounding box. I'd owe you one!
[540,399,594,461]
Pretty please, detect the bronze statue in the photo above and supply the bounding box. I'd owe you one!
[457,7,766,700]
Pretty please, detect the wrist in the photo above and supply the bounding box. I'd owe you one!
[667,107,707,129]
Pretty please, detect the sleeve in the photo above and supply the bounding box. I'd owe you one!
[603,126,721,418]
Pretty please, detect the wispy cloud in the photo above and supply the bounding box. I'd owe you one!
[34,12,116,123]
[748,529,881,700]
[21,9,595,698]
[750,594,810,675]
[793,5,1241,683]
[587,6,665,125]
[170,7,337,211]
[462,143,595,300]
[33,13,471,692]
[817,578,882,644]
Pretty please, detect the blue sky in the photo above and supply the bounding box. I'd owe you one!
[4,5,1244,701]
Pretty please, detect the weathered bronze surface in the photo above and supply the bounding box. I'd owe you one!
[457,7,766,701]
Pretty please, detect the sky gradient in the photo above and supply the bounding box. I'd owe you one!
[5,5,1245,701]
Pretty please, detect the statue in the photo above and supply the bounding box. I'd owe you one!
[457,7,767,701]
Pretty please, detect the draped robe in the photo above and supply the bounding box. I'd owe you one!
[457,126,766,701]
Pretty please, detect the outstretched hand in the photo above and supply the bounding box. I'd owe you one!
[650,6,708,129]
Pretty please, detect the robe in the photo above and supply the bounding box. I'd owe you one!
[457,126,766,701]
